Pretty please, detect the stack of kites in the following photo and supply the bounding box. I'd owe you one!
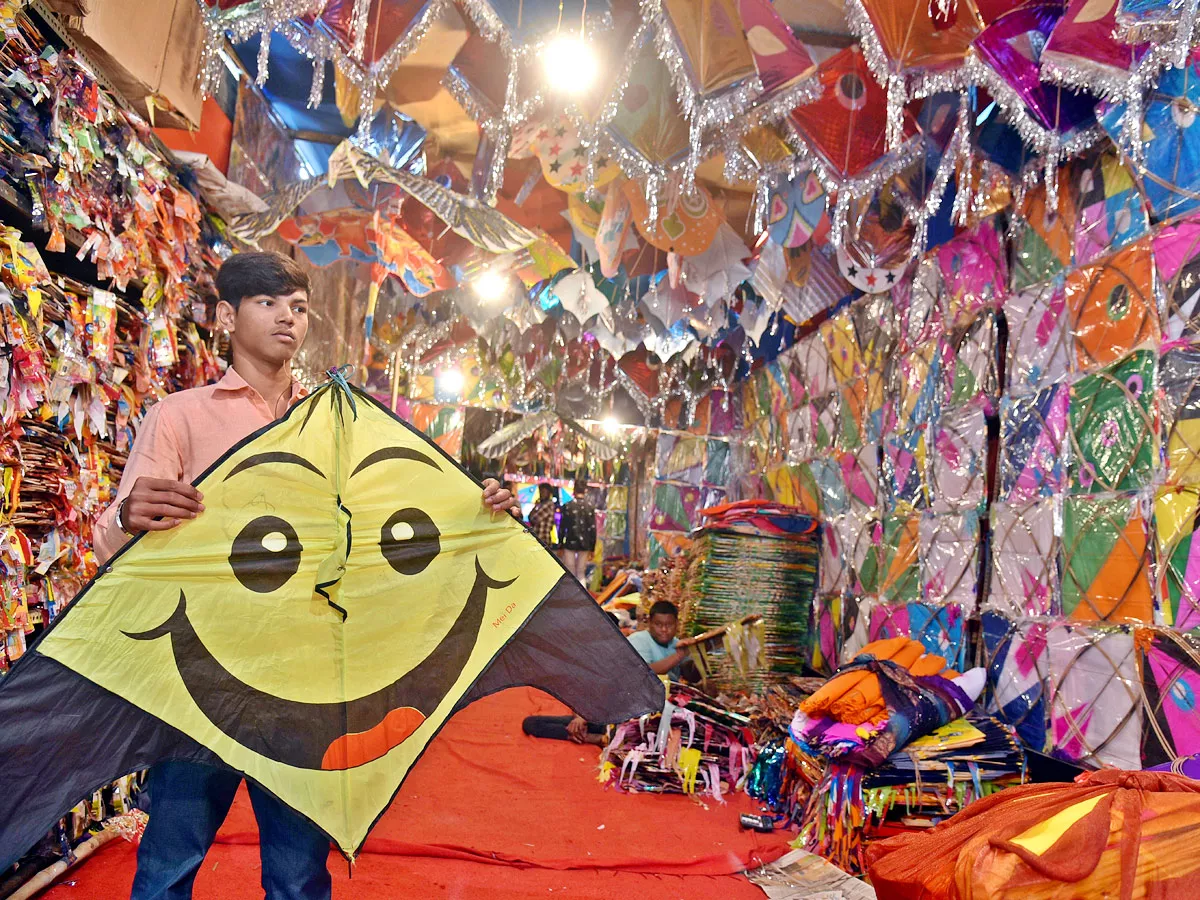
[683,500,821,690]
[790,638,986,768]
[598,683,761,801]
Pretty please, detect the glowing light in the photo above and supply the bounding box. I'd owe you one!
[602,416,621,435]
[472,269,508,302]
[437,369,465,396]
[542,34,598,96]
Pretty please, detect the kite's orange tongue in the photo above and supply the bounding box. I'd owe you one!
[321,707,426,770]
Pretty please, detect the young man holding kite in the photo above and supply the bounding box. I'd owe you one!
[92,251,519,900]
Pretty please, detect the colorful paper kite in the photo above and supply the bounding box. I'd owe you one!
[276,209,454,296]
[1154,214,1200,342]
[1061,493,1155,623]
[651,481,702,533]
[874,514,922,603]
[989,500,1060,617]
[767,171,828,248]
[623,180,723,256]
[1047,623,1142,768]
[1138,627,1200,767]
[982,611,1050,751]
[1068,350,1158,494]
[1000,382,1069,502]
[908,601,969,671]
[886,427,930,512]
[821,514,852,594]
[1069,148,1149,265]
[1100,54,1200,222]
[920,513,981,609]
[1009,169,1075,291]
[1005,280,1071,396]
[1042,0,1145,92]
[1161,345,1200,485]
[1153,486,1200,633]
[935,218,1008,328]
[1066,240,1158,374]
[941,311,999,408]
[868,599,911,645]
[787,46,917,184]
[656,432,706,482]
[930,405,988,514]
[0,379,663,866]
[847,0,984,148]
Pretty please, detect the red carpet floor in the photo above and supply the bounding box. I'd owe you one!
[41,688,789,898]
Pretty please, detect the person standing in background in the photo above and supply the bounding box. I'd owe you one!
[558,475,596,582]
[528,482,557,547]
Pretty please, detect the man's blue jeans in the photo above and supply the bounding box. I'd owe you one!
[130,761,332,900]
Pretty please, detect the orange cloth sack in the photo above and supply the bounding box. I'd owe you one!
[866,769,1200,900]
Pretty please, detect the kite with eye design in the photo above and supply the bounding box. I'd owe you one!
[0,378,663,865]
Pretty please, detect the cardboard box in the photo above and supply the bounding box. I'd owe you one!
[63,0,205,129]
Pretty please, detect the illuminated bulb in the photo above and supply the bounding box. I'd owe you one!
[472,269,508,302]
[437,369,465,396]
[542,34,598,96]
[602,415,620,435]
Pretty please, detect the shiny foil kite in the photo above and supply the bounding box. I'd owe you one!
[919,513,980,608]
[1154,214,1200,343]
[1068,350,1158,495]
[1162,345,1200,485]
[1065,241,1158,374]
[989,500,1060,617]
[1000,382,1069,502]
[1153,486,1200,632]
[0,380,663,866]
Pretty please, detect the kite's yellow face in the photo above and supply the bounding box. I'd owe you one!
[40,388,566,817]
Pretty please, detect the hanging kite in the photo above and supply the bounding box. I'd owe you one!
[0,379,663,868]
[989,500,1059,617]
[1138,627,1200,767]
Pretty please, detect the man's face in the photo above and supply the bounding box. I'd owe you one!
[220,290,310,366]
[648,613,677,647]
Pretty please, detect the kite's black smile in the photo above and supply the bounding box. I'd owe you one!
[125,559,514,770]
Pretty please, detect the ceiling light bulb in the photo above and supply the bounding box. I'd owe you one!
[472,270,508,302]
[543,34,598,96]
[437,369,465,396]
[602,415,620,435]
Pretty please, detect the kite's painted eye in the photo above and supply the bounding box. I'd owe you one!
[380,508,440,576]
[229,516,303,593]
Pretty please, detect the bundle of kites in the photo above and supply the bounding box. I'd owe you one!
[599,682,764,802]
[741,638,1030,874]
[681,501,821,690]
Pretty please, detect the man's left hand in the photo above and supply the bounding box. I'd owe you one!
[482,478,519,514]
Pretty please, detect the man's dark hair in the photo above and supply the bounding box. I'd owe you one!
[649,600,678,619]
[216,251,310,310]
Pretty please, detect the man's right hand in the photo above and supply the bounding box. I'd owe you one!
[121,477,205,533]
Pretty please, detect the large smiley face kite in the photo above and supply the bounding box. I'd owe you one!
[0,379,664,864]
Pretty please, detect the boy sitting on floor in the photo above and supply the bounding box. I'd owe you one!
[522,602,696,744]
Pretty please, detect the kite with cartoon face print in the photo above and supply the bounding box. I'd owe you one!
[0,378,663,865]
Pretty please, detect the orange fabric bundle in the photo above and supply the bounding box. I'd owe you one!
[800,638,957,725]
[866,770,1200,900]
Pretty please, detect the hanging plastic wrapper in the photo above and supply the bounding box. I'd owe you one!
[1005,280,1070,397]
[1061,493,1155,624]
[981,611,1050,751]
[1046,623,1142,768]
[1136,626,1200,765]
[1066,240,1159,375]
[989,500,1060,617]
[920,514,980,608]
[1161,344,1200,486]
[1000,382,1069,503]
[930,404,988,514]
[1153,486,1200,632]
[1153,212,1200,343]
[1067,350,1158,495]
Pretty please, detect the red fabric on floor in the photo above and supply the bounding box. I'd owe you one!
[42,688,789,898]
